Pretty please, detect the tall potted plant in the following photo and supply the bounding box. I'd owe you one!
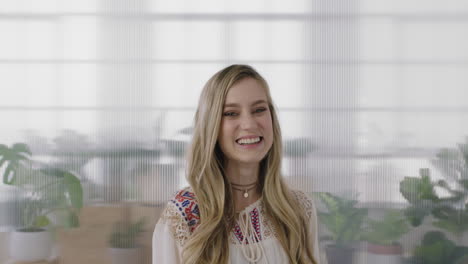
[315,192,368,264]
[107,217,146,264]
[399,167,468,242]
[1,143,83,262]
[399,138,468,262]
[400,137,468,226]
[363,210,410,264]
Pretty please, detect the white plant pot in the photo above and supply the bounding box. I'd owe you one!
[108,247,142,264]
[9,229,52,262]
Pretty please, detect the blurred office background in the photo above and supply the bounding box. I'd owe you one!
[1,0,468,263]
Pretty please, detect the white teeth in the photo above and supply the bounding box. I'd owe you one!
[237,137,261,145]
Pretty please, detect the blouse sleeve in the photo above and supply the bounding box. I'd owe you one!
[309,197,322,263]
[152,202,189,264]
[292,190,322,264]
[152,219,181,264]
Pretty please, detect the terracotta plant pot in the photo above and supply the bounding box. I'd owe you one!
[367,243,403,264]
[9,228,52,262]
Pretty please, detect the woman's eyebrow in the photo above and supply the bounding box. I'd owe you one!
[224,99,267,108]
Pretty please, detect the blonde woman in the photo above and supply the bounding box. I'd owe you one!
[152,65,320,264]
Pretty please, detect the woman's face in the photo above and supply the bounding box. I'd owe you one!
[218,77,274,166]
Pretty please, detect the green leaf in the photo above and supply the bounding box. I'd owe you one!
[12,143,32,156]
[40,167,66,178]
[39,168,83,209]
[0,157,7,168]
[34,215,50,228]
[316,192,367,245]
[3,163,17,184]
[0,143,32,184]
[413,231,464,264]
[431,206,468,235]
[363,210,409,245]
[316,192,340,213]
[63,172,83,209]
[404,206,430,227]
[400,177,420,203]
[15,154,29,161]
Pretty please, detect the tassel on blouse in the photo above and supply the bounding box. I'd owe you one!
[237,209,268,263]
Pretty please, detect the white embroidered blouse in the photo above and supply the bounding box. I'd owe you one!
[152,187,321,264]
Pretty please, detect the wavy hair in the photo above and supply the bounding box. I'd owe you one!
[183,65,317,264]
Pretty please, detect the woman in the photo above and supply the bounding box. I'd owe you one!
[152,65,320,264]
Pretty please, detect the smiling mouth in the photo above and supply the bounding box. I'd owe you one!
[236,136,263,145]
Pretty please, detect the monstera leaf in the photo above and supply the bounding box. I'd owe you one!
[0,143,32,184]
[40,168,83,209]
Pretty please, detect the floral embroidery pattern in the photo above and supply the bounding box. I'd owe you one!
[250,208,262,240]
[160,188,316,247]
[232,207,263,244]
[233,223,245,242]
[171,189,200,232]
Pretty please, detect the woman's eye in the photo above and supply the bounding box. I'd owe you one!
[254,107,267,113]
[223,112,237,117]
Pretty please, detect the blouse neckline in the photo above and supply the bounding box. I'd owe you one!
[236,197,263,214]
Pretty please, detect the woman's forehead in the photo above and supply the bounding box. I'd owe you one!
[224,99,268,108]
[224,78,268,106]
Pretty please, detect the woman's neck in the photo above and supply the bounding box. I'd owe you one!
[224,161,261,211]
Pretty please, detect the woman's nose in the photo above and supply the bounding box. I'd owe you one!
[239,114,258,129]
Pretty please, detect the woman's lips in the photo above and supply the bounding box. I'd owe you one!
[236,137,263,149]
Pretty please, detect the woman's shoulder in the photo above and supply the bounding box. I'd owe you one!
[155,187,200,246]
[163,187,200,230]
[171,186,197,205]
[289,189,317,219]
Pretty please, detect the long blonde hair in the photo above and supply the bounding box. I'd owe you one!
[183,65,317,264]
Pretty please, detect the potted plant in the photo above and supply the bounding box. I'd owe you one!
[0,143,31,229]
[1,143,83,262]
[399,168,440,227]
[315,192,368,264]
[410,231,468,264]
[400,141,468,239]
[108,217,146,264]
[363,209,410,264]
[398,138,468,262]
[400,138,468,227]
